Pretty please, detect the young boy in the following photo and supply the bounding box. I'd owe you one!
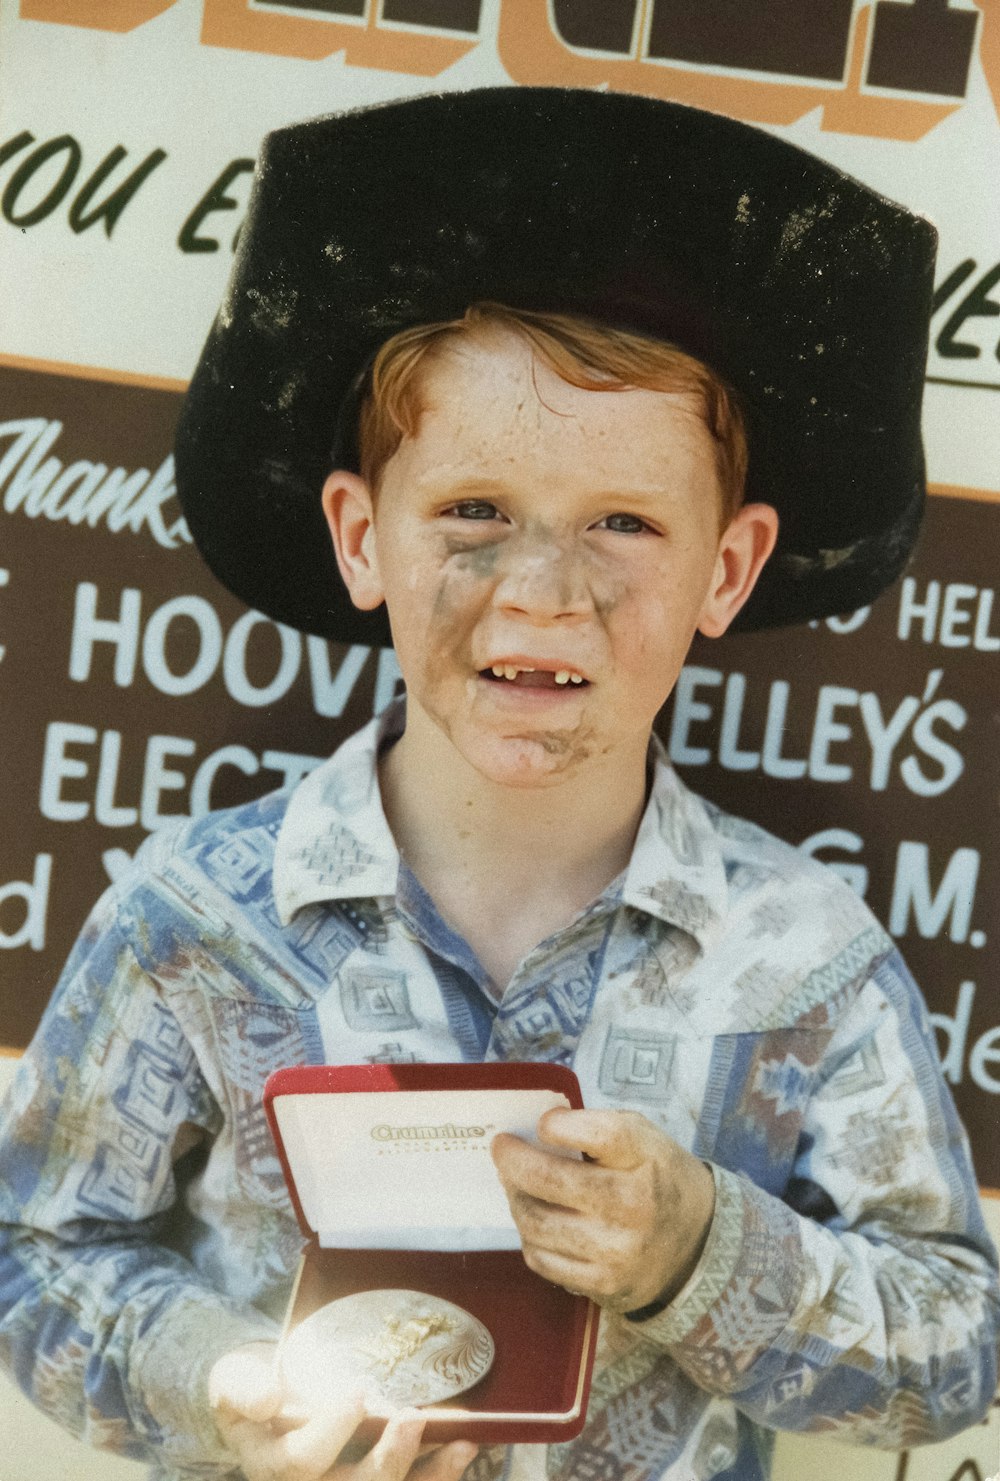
[1,89,997,1481]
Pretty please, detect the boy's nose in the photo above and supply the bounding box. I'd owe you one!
[493,534,593,622]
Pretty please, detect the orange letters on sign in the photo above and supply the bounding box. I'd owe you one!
[497,2,965,142]
[818,7,957,140]
[19,0,176,31]
[17,0,998,134]
[978,0,1000,125]
[199,0,475,70]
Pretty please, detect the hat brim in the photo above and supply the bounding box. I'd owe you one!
[175,87,935,642]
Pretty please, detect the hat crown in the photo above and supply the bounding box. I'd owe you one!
[176,87,934,640]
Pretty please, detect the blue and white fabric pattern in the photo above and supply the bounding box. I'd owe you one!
[0,703,996,1480]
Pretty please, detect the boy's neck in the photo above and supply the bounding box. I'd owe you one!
[377,704,650,984]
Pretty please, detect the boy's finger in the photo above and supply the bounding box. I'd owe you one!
[416,1439,479,1480]
[492,1132,595,1212]
[512,1202,632,1267]
[536,1108,649,1168]
[491,1125,625,1208]
[516,1242,596,1298]
[209,1344,285,1424]
[273,1385,368,1477]
[353,1406,425,1480]
[223,1416,300,1480]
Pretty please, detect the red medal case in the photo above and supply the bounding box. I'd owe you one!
[263,1061,599,1445]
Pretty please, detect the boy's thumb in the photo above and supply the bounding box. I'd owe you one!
[209,1342,285,1423]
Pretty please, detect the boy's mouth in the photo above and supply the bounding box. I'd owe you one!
[479,663,589,688]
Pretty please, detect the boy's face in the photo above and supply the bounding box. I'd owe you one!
[326,330,775,789]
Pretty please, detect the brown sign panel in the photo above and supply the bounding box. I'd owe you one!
[0,364,997,1186]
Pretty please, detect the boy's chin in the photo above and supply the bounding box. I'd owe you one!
[453,730,600,789]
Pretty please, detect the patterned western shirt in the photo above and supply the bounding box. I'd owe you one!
[0,704,997,1481]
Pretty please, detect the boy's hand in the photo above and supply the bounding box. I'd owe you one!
[491,1108,715,1314]
[208,1342,477,1481]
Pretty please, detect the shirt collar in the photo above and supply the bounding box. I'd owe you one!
[274,705,728,952]
[273,702,403,926]
[620,734,729,952]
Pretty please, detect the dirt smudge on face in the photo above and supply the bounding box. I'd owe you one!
[447,541,502,578]
[529,728,598,765]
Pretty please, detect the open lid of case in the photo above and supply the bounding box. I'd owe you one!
[264,1062,582,1251]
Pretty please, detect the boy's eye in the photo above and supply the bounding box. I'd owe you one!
[599,512,652,534]
[444,500,503,521]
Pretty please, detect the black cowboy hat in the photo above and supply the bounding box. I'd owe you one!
[174,87,936,643]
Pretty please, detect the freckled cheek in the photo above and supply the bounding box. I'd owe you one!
[594,575,657,636]
[587,549,664,621]
[588,573,630,626]
[606,595,683,687]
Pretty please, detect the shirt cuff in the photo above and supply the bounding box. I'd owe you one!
[128,1291,281,1468]
[621,1163,805,1367]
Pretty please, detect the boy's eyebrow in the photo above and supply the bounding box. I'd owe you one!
[418,476,511,496]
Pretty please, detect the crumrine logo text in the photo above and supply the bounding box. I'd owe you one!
[370,1121,495,1152]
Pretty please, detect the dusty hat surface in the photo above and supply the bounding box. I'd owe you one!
[174,86,936,643]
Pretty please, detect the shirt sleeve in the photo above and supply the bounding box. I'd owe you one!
[0,879,280,1477]
[627,950,1000,1447]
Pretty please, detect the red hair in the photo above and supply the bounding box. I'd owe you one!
[356,301,748,522]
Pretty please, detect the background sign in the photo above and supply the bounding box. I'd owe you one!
[1,3,998,1476]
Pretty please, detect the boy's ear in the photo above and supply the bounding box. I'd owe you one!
[697,503,780,639]
[321,470,385,612]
